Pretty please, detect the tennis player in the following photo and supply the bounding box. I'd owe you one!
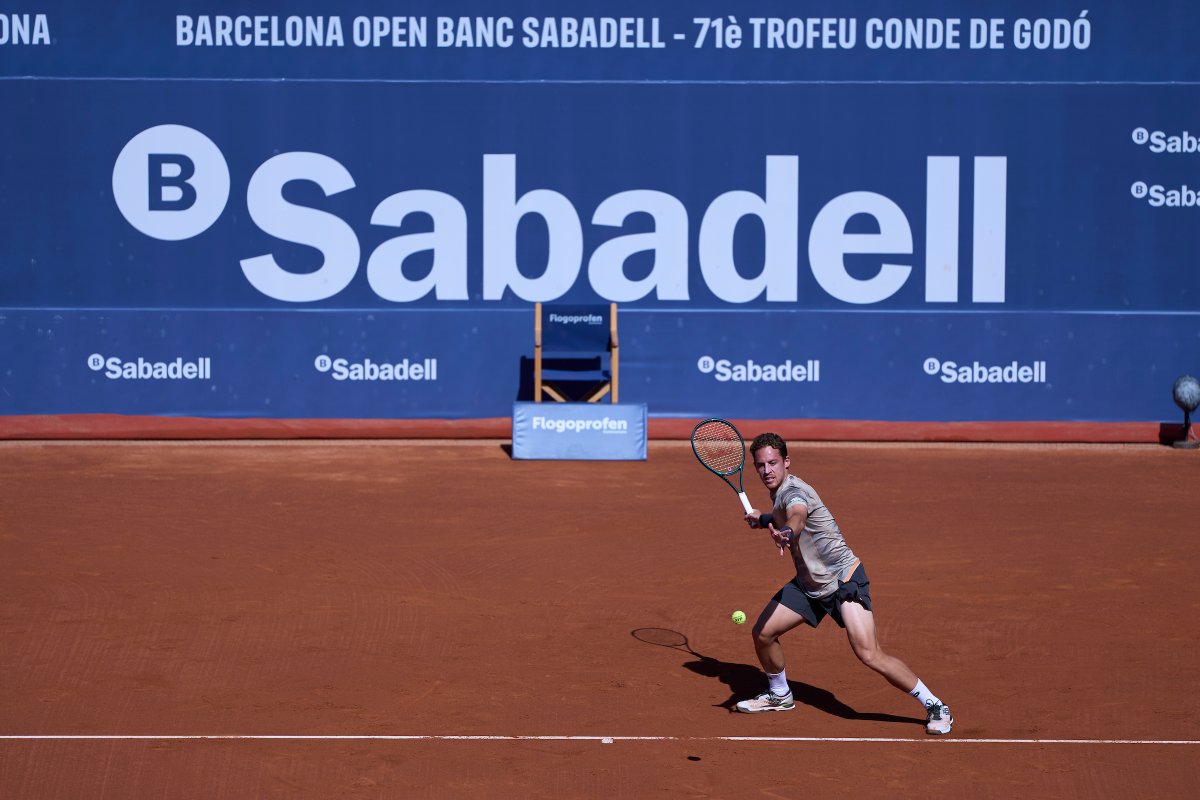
[736,432,953,736]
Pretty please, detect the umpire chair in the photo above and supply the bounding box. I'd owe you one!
[533,302,619,403]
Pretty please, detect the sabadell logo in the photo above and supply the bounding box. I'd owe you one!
[113,124,1009,307]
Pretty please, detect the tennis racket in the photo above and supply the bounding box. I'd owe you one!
[692,418,789,556]
[691,418,754,515]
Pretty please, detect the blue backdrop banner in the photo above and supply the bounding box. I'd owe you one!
[2,2,1197,425]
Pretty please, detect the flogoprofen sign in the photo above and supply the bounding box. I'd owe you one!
[511,401,647,459]
[112,124,1007,306]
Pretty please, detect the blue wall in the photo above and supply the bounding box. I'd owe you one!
[2,2,1197,422]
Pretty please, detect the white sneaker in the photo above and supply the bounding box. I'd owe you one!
[925,702,953,735]
[735,690,795,713]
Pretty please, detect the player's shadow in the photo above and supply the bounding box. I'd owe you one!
[632,628,922,724]
[684,654,922,724]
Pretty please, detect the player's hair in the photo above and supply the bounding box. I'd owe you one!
[750,432,788,458]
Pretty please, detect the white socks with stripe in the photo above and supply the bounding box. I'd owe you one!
[767,670,790,697]
[909,679,941,709]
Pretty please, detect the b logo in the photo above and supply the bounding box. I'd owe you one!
[112,124,230,241]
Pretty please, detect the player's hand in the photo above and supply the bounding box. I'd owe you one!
[747,511,775,529]
[768,523,793,555]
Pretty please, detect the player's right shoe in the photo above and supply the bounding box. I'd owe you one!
[735,690,795,713]
[924,702,954,735]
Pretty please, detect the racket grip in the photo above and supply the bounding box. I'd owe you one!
[737,492,753,514]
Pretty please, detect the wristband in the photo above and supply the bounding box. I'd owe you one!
[758,513,774,529]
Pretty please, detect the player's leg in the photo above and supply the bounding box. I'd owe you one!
[735,590,812,714]
[840,600,954,735]
[839,600,918,691]
[750,599,808,674]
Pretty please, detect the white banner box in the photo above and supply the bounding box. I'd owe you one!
[512,402,647,460]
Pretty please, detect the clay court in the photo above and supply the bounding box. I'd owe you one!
[2,439,1198,798]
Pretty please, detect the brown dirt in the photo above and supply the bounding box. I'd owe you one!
[2,440,1198,798]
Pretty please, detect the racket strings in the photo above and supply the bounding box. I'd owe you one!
[692,422,745,474]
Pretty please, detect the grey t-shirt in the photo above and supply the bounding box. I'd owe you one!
[773,474,860,598]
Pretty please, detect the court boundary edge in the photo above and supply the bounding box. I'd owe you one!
[0,414,1181,444]
[2,734,1197,745]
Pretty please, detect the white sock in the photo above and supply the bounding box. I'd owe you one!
[909,679,941,709]
[767,670,789,696]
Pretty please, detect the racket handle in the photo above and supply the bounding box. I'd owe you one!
[737,492,753,514]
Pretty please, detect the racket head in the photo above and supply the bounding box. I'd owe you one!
[690,418,747,477]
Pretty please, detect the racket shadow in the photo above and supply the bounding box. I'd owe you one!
[631,627,924,724]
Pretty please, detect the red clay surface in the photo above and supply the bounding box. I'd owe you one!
[2,440,1199,798]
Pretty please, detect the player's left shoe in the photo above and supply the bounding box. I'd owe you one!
[924,702,953,735]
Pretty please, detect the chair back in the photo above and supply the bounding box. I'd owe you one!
[540,304,613,353]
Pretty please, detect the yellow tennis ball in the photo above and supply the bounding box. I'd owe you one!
[731,610,747,625]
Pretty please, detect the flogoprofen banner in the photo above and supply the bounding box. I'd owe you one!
[1,1,1197,424]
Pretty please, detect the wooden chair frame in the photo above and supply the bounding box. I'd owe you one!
[533,302,618,403]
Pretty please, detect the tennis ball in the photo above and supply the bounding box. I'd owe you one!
[731,610,747,625]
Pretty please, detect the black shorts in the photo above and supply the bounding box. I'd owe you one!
[773,563,872,629]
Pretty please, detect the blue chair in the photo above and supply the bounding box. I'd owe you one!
[534,303,619,403]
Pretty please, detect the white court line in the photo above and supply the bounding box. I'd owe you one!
[2,735,1197,745]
